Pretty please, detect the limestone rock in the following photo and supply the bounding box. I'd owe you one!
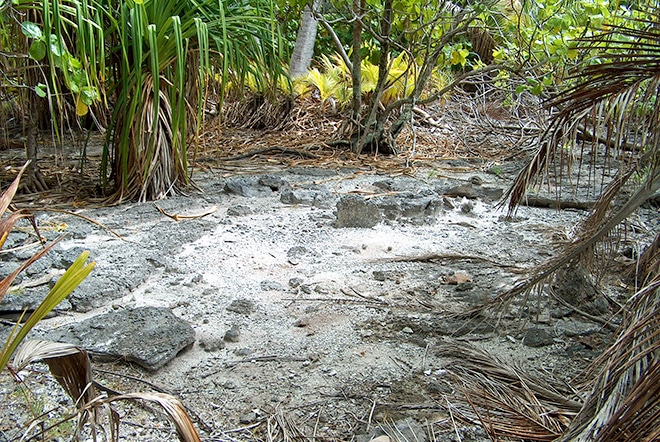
[199,334,226,352]
[258,175,285,191]
[45,306,195,371]
[523,327,554,347]
[227,205,253,216]
[335,195,381,228]
[261,280,284,291]
[226,298,256,315]
[224,325,240,343]
[224,177,271,197]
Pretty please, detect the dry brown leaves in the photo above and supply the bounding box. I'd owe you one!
[0,98,522,207]
[196,98,518,177]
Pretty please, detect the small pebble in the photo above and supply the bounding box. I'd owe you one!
[470,175,484,185]
[224,325,240,343]
[239,412,258,424]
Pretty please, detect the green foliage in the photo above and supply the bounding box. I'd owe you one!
[492,0,648,96]
[297,0,647,104]
[3,2,104,115]
[296,51,423,107]
[2,0,284,201]
[99,0,284,200]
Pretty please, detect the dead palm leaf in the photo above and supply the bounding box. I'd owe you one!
[0,235,62,302]
[480,153,659,318]
[438,343,581,441]
[557,274,660,441]
[489,7,660,323]
[0,161,28,217]
[505,9,660,218]
[0,162,32,252]
[635,232,660,285]
[81,392,202,442]
[11,340,95,407]
[11,340,202,442]
[495,9,660,441]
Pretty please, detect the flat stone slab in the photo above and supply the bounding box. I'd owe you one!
[335,195,381,228]
[45,306,195,371]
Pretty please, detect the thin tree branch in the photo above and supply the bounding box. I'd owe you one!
[317,18,352,71]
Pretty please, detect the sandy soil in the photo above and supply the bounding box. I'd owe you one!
[1,150,637,441]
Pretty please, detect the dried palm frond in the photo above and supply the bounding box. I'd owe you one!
[265,408,307,442]
[635,231,660,285]
[480,153,659,318]
[12,340,95,407]
[557,275,660,441]
[80,392,202,442]
[0,166,96,371]
[221,93,295,131]
[505,9,660,217]
[488,14,660,439]
[0,163,33,261]
[438,343,582,441]
[10,339,202,442]
[492,8,660,312]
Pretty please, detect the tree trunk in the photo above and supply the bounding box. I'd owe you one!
[23,101,48,193]
[354,0,393,155]
[350,0,364,153]
[289,0,322,79]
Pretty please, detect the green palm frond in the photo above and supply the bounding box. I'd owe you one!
[1,250,95,370]
[102,0,205,201]
[300,67,341,101]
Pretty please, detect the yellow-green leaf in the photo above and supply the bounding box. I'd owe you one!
[76,96,89,116]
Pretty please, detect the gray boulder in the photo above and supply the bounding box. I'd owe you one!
[523,327,555,347]
[224,177,271,197]
[281,188,316,206]
[45,306,195,371]
[335,195,381,228]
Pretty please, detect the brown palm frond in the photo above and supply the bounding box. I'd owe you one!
[11,340,96,407]
[0,234,63,302]
[495,8,660,315]
[483,157,660,318]
[10,340,200,441]
[269,408,307,442]
[80,392,202,442]
[0,161,28,216]
[505,9,660,214]
[557,274,660,441]
[635,231,660,285]
[0,162,31,254]
[438,343,581,441]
